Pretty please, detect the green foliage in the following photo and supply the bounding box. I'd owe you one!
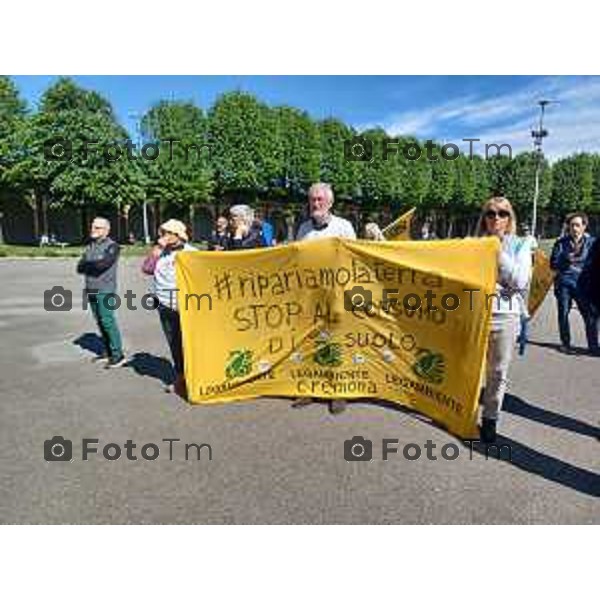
[5,77,146,209]
[551,153,594,214]
[2,75,600,242]
[318,118,359,200]
[273,106,320,198]
[208,91,281,198]
[141,100,212,206]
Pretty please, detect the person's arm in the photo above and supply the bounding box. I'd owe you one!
[78,242,120,276]
[550,238,566,271]
[499,242,532,294]
[76,250,88,274]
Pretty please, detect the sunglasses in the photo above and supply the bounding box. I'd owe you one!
[485,209,511,219]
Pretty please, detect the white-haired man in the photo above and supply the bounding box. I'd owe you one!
[293,183,356,414]
[77,217,125,368]
[295,182,357,241]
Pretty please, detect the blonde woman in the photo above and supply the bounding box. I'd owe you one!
[477,197,532,443]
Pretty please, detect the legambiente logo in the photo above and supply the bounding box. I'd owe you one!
[43,436,213,462]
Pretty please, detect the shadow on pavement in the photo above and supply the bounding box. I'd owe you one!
[127,351,174,386]
[466,434,600,498]
[504,393,600,440]
[527,340,590,355]
[73,332,105,357]
[356,397,600,497]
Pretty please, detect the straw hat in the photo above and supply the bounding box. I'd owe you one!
[159,219,188,242]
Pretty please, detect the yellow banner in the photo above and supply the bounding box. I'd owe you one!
[176,237,499,439]
[382,207,416,240]
[528,249,554,318]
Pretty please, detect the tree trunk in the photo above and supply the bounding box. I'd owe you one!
[123,204,131,241]
[28,189,40,242]
[189,204,196,241]
[41,193,49,236]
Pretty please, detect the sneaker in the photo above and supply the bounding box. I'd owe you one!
[588,348,600,357]
[480,418,497,444]
[90,352,109,363]
[329,399,347,415]
[291,397,314,408]
[104,354,127,369]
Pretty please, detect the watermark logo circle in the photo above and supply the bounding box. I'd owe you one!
[51,443,66,458]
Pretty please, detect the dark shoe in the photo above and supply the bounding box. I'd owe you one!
[292,397,314,408]
[174,374,188,400]
[558,345,576,355]
[588,347,600,357]
[480,418,497,444]
[104,354,127,369]
[329,399,347,415]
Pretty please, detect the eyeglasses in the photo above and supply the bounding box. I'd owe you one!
[485,209,511,219]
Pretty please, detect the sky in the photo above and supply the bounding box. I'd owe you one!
[11,75,600,161]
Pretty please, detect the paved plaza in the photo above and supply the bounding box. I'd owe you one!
[0,258,598,523]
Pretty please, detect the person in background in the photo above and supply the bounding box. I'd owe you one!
[293,182,357,415]
[209,215,230,251]
[550,212,598,355]
[127,231,137,245]
[579,233,600,355]
[227,205,265,250]
[364,222,385,241]
[295,182,357,242]
[477,197,532,443]
[516,224,538,355]
[141,219,196,397]
[77,217,126,368]
[255,208,276,247]
[520,223,538,252]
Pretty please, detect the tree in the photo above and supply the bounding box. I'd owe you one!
[272,105,320,201]
[141,100,213,223]
[0,76,27,243]
[208,91,281,200]
[550,153,594,216]
[318,118,359,201]
[355,128,403,212]
[5,77,146,238]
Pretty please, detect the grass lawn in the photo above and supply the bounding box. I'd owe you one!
[0,238,554,258]
[0,242,209,258]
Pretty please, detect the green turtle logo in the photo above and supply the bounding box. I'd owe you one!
[313,339,343,367]
[412,348,446,384]
[225,348,253,379]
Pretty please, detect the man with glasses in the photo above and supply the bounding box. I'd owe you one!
[77,217,126,367]
[550,212,598,355]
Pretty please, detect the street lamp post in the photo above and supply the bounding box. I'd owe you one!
[530,99,557,237]
[128,111,151,244]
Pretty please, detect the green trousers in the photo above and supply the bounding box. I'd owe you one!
[89,292,123,358]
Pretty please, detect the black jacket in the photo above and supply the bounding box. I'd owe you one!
[226,224,265,250]
[581,237,600,312]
